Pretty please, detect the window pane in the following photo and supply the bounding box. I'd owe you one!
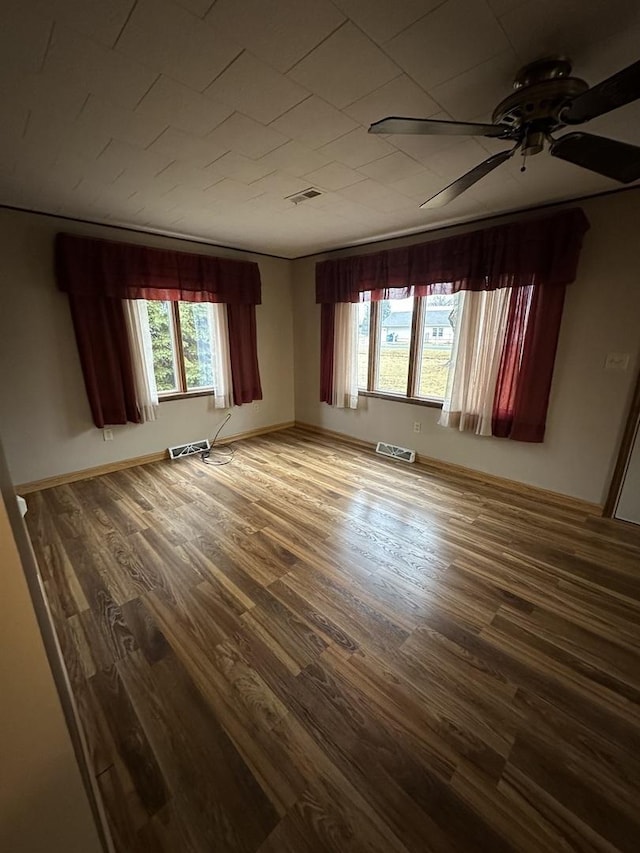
[178,302,215,390]
[357,300,370,389]
[417,293,458,400]
[146,300,179,393]
[375,296,413,395]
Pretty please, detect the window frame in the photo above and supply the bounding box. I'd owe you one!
[152,301,216,402]
[358,294,452,409]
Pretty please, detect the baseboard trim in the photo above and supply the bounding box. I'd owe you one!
[215,421,295,446]
[293,421,374,453]
[16,451,167,494]
[294,421,602,517]
[16,421,295,494]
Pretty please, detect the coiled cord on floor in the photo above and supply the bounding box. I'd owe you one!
[201,412,235,466]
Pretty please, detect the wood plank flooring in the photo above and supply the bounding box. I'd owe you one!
[26,428,640,852]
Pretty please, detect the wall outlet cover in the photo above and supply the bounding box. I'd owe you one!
[605,353,630,371]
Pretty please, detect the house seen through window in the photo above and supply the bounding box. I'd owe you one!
[146,300,217,397]
[357,292,458,403]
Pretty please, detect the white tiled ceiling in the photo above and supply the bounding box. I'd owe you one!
[385,0,511,90]
[428,50,518,122]
[1,0,640,257]
[358,151,425,185]
[343,75,439,128]
[44,25,157,111]
[77,94,166,148]
[205,0,345,73]
[28,0,135,48]
[206,112,288,159]
[303,162,367,191]
[116,0,242,91]
[204,52,309,124]
[270,95,358,149]
[146,126,228,168]
[332,0,441,44]
[136,76,233,137]
[256,141,331,178]
[287,23,399,108]
[318,127,397,168]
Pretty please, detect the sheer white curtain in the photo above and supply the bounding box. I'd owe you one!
[208,302,233,408]
[124,300,158,422]
[332,302,359,409]
[439,288,511,435]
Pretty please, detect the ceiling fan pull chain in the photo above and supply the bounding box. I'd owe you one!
[521,151,527,173]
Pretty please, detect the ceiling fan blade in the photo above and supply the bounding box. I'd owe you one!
[420,150,513,209]
[562,59,640,124]
[550,132,640,183]
[369,116,509,138]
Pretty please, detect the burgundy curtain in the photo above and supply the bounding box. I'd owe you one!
[320,304,335,405]
[505,283,567,442]
[67,295,140,428]
[491,280,568,442]
[55,233,263,427]
[492,285,532,438]
[316,207,589,303]
[56,233,261,304]
[227,304,263,405]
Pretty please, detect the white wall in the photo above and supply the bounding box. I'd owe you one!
[292,191,640,506]
[0,209,294,485]
[1,193,638,504]
[0,448,102,853]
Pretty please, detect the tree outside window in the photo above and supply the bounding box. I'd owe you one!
[146,300,216,397]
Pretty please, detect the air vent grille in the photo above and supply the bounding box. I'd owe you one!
[375,441,416,463]
[168,438,210,460]
[286,187,323,205]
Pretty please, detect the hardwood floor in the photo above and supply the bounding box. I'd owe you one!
[26,428,640,852]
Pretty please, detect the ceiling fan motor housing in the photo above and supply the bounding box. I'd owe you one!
[492,58,589,151]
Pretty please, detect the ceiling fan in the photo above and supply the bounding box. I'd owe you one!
[368,57,640,208]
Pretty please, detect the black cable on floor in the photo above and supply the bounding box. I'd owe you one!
[201,412,235,466]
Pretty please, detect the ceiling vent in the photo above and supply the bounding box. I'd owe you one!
[286,187,323,205]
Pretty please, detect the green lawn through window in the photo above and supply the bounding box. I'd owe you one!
[358,344,451,399]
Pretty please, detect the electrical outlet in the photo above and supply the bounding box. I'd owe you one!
[103,428,114,441]
[413,421,421,433]
[604,352,630,371]
[253,402,261,413]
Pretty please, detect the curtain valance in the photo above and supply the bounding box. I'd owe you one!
[56,233,262,305]
[316,207,589,303]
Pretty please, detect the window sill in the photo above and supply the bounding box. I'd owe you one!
[158,389,214,402]
[359,390,443,409]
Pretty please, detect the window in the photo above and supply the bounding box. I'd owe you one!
[357,292,458,404]
[357,300,370,390]
[376,296,413,395]
[146,300,217,398]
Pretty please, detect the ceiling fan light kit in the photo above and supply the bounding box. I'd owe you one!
[369,57,640,209]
